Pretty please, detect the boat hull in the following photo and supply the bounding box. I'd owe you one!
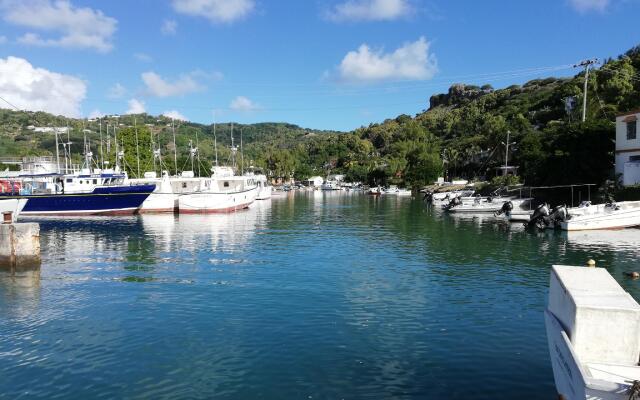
[178,187,258,214]
[0,198,28,221]
[256,185,272,200]
[8,185,155,216]
[560,207,640,231]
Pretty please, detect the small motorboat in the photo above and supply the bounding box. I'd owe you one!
[559,201,640,231]
[545,265,640,400]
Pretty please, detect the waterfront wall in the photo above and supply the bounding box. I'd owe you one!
[0,223,41,272]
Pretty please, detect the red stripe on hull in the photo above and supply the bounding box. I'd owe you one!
[22,208,138,216]
[137,208,177,214]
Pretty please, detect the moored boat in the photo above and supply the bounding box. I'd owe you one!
[0,198,28,222]
[178,167,258,213]
[545,265,640,400]
[559,201,640,231]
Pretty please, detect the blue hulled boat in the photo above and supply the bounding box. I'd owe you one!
[0,174,155,216]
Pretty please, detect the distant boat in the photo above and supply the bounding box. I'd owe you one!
[444,196,531,213]
[320,180,341,191]
[178,166,258,213]
[545,265,640,400]
[368,186,382,195]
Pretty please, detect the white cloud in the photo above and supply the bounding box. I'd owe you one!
[0,56,86,117]
[327,0,411,22]
[134,52,153,62]
[108,83,127,99]
[161,19,177,35]
[141,71,204,97]
[229,96,260,112]
[336,36,437,83]
[88,109,104,119]
[162,110,187,121]
[3,0,117,53]
[568,0,610,12]
[171,0,255,23]
[126,98,146,114]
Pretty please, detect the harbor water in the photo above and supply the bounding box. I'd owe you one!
[2,191,640,399]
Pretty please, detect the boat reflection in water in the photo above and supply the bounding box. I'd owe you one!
[0,264,41,321]
[561,228,640,252]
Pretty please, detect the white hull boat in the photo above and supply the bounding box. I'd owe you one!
[178,167,258,213]
[446,197,531,213]
[560,201,640,231]
[545,265,640,400]
[0,198,28,222]
[129,174,177,213]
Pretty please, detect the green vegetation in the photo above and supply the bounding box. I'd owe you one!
[1,45,639,188]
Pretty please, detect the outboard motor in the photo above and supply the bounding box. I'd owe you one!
[548,204,568,228]
[494,200,514,217]
[605,202,621,211]
[526,203,550,230]
[443,196,462,211]
[424,191,434,203]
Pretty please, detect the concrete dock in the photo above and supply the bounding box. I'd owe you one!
[0,222,41,273]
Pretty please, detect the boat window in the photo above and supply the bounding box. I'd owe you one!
[66,179,72,183]
[628,121,637,140]
[93,179,97,184]
[224,181,229,187]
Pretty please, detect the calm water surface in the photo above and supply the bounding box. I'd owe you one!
[2,192,640,399]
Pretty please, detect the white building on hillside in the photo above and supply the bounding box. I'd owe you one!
[616,109,640,186]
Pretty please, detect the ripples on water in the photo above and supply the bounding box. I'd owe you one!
[1,192,640,399]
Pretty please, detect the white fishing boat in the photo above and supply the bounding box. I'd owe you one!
[244,172,272,200]
[396,188,412,196]
[545,265,640,400]
[368,186,382,195]
[128,172,177,213]
[178,166,258,213]
[0,198,28,222]
[559,201,640,231]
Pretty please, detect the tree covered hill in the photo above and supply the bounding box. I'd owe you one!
[1,44,639,188]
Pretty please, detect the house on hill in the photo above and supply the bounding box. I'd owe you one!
[615,109,640,186]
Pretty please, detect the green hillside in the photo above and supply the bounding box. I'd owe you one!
[1,44,639,188]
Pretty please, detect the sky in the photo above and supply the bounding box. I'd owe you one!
[0,0,638,131]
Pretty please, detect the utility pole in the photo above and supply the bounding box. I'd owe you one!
[574,58,599,122]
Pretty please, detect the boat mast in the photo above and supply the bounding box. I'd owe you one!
[172,118,178,176]
[213,117,218,167]
[99,118,104,170]
[134,117,141,178]
[240,128,244,175]
[195,131,201,176]
[54,128,60,174]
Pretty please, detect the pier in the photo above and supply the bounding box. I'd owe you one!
[0,220,41,273]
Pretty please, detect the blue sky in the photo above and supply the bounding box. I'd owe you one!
[0,0,638,131]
